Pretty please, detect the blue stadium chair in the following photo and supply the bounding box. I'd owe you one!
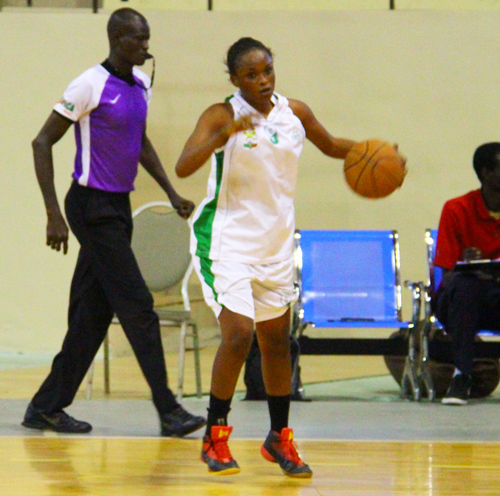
[420,228,500,401]
[293,229,422,400]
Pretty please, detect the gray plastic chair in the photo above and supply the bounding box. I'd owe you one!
[86,201,202,401]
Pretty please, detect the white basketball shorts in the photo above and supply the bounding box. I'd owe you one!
[192,254,297,323]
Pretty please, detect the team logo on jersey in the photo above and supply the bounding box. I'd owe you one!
[265,126,279,145]
[292,130,302,143]
[57,99,75,112]
[243,130,257,149]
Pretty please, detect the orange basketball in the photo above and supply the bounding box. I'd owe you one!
[343,140,407,199]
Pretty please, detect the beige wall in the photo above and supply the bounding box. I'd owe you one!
[4,0,500,11]
[3,0,101,7]
[398,0,500,9]
[102,0,389,10]
[101,0,500,11]
[1,9,500,353]
[102,0,208,11]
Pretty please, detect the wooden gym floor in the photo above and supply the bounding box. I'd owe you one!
[1,343,500,495]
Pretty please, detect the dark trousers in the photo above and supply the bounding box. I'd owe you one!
[434,272,500,375]
[32,182,177,414]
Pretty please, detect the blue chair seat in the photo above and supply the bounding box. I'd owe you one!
[308,319,411,328]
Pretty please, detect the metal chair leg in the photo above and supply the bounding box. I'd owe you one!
[401,281,423,400]
[86,360,95,400]
[103,333,110,395]
[416,285,436,402]
[401,323,420,401]
[419,319,436,401]
[191,323,203,398]
[177,322,187,402]
[86,334,110,400]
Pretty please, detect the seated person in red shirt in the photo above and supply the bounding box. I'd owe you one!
[434,142,500,405]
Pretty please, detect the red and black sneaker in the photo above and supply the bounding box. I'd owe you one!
[261,428,312,478]
[201,425,241,475]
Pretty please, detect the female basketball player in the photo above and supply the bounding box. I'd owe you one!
[176,37,404,478]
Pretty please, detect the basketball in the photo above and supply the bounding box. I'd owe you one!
[343,140,407,199]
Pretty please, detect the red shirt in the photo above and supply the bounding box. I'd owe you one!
[434,189,500,270]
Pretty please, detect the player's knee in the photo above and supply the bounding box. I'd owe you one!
[222,328,253,359]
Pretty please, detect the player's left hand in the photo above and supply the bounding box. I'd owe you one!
[461,246,494,281]
[463,246,483,261]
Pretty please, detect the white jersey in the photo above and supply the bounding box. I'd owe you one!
[191,91,305,264]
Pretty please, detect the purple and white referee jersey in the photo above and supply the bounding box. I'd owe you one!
[53,64,151,193]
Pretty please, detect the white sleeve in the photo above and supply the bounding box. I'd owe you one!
[53,67,104,122]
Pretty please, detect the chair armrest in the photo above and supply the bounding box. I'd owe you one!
[404,280,424,327]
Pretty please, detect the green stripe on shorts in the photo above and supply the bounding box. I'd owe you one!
[198,256,219,304]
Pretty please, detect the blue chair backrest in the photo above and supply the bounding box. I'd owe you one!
[296,230,403,328]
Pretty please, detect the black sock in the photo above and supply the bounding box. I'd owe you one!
[205,393,232,437]
[267,394,290,433]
